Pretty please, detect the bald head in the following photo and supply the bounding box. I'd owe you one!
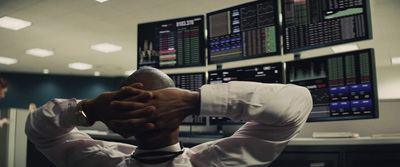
[121,67,175,90]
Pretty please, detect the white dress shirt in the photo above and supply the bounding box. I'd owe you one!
[25,81,312,167]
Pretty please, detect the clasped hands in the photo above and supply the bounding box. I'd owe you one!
[83,83,200,141]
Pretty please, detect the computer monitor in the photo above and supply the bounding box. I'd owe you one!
[137,15,205,69]
[168,72,206,125]
[281,0,372,53]
[206,0,280,64]
[208,62,284,124]
[285,48,378,122]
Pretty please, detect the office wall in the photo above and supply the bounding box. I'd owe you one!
[0,72,125,109]
[0,108,29,167]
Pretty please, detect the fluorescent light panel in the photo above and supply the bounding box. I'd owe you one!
[43,69,49,74]
[124,70,136,76]
[96,0,109,3]
[0,56,17,65]
[331,44,359,53]
[0,16,32,31]
[26,48,54,57]
[68,62,93,70]
[91,43,122,53]
[392,57,400,65]
[94,71,100,76]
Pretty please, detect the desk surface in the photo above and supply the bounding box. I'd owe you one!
[289,137,400,145]
[83,130,400,146]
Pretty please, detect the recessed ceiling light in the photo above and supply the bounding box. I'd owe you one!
[90,43,122,53]
[0,56,17,65]
[0,16,32,31]
[94,71,100,76]
[331,44,359,53]
[96,0,109,3]
[43,69,49,74]
[68,62,93,70]
[392,57,400,65]
[124,70,136,76]
[26,48,55,57]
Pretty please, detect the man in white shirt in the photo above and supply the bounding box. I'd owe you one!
[25,67,312,167]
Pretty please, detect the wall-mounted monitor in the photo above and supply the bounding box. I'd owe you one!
[208,62,284,124]
[206,0,280,64]
[286,48,378,122]
[137,15,205,69]
[282,0,372,53]
[208,62,284,84]
[168,72,206,125]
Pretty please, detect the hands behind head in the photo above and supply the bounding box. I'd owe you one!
[110,87,200,140]
[83,83,155,137]
[88,83,200,141]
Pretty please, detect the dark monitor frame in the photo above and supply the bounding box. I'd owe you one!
[281,0,373,54]
[285,48,379,122]
[208,62,284,84]
[206,0,281,64]
[137,15,206,69]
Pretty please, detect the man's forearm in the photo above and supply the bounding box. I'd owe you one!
[199,81,312,125]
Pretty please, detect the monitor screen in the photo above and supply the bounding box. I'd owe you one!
[168,72,206,125]
[208,62,284,124]
[206,0,280,64]
[286,48,378,122]
[281,0,372,53]
[208,62,284,84]
[137,15,205,69]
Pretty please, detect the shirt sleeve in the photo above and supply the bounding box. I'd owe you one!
[25,98,135,167]
[190,81,313,166]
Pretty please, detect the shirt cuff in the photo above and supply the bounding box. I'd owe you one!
[199,84,228,117]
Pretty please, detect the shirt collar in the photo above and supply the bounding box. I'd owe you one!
[131,142,185,164]
[133,142,182,155]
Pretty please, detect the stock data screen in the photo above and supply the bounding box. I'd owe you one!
[168,72,206,125]
[207,0,280,64]
[286,49,378,122]
[168,72,205,92]
[208,62,283,84]
[282,0,372,53]
[137,15,205,69]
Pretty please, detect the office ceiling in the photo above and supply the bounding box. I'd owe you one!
[0,0,399,77]
[0,0,256,76]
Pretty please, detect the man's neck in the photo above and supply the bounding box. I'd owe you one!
[136,131,179,150]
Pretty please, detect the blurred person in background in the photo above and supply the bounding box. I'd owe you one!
[0,77,8,127]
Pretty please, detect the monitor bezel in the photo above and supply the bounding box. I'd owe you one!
[208,62,284,84]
